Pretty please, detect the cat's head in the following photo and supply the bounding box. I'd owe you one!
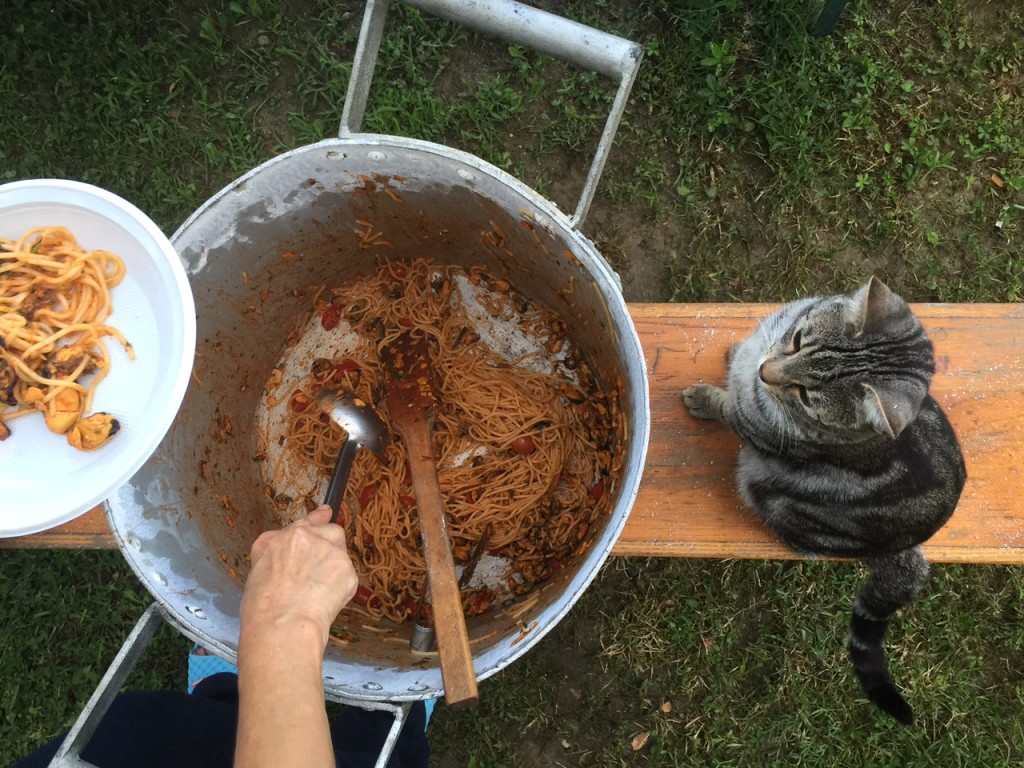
[757,277,933,438]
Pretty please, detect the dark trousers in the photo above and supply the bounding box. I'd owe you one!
[13,673,429,768]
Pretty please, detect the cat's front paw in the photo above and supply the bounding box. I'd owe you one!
[682,384,726,421]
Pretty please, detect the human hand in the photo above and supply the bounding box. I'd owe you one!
[239,505,358,651]
[236,505,356,766]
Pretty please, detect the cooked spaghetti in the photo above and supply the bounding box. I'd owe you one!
[0,226,131,448]
[269,258,622,625]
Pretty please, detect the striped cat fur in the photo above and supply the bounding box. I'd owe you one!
[683,277,966,725]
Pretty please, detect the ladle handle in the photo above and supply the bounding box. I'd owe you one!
[339,0,643,229]
[323,438,360,525]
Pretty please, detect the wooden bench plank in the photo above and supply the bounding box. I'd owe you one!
[621,302,1024,563]
[5,303,1024,563]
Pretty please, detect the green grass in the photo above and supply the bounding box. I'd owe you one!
[2,0,1023,764]
[4,555,1023,766]
[424,558,1024,766]
[0,550,186,759]
[581,0,1023,303]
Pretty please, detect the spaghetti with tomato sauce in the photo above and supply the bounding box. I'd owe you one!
[267,258,622,626]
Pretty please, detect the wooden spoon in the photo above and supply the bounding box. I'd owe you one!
[382,330,479,708]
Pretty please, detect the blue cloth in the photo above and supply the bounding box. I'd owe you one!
[422,698,436,727]
[12,673,430,768]
[187,646,435,729]
[187,646,238,693]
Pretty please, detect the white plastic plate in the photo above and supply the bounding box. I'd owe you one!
[0,179,196,537]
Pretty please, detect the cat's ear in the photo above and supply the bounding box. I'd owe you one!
[849,276,908,337]
[863,383,918,438]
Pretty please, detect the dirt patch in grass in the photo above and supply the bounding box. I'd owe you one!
[430,563,663,767]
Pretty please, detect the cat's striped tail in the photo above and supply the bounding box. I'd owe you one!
[848,547,929,726]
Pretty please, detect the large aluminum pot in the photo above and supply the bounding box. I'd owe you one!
[106,0,648,705]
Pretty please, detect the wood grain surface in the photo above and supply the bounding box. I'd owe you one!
[384,330,478,707]
[6,303,1023,563]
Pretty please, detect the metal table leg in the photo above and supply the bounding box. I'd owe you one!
[48,603,164,768]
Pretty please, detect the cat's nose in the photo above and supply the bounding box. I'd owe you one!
[758,361,783,384]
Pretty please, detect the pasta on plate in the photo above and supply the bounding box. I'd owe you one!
[0,226,131,449]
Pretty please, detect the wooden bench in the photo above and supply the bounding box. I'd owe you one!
[5,303,1024,564]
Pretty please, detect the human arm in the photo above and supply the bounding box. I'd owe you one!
[234,505,358,768]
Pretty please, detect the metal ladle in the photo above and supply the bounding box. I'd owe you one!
[316,388,390,524]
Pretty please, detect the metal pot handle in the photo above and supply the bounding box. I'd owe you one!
[339,0,644,230]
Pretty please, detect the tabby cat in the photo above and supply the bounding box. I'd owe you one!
[682,277,966,725]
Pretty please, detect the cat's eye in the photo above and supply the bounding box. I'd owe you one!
[791,329,803,352]
[794,385,811,406]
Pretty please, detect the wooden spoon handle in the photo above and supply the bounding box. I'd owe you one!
[401,419,479,708]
